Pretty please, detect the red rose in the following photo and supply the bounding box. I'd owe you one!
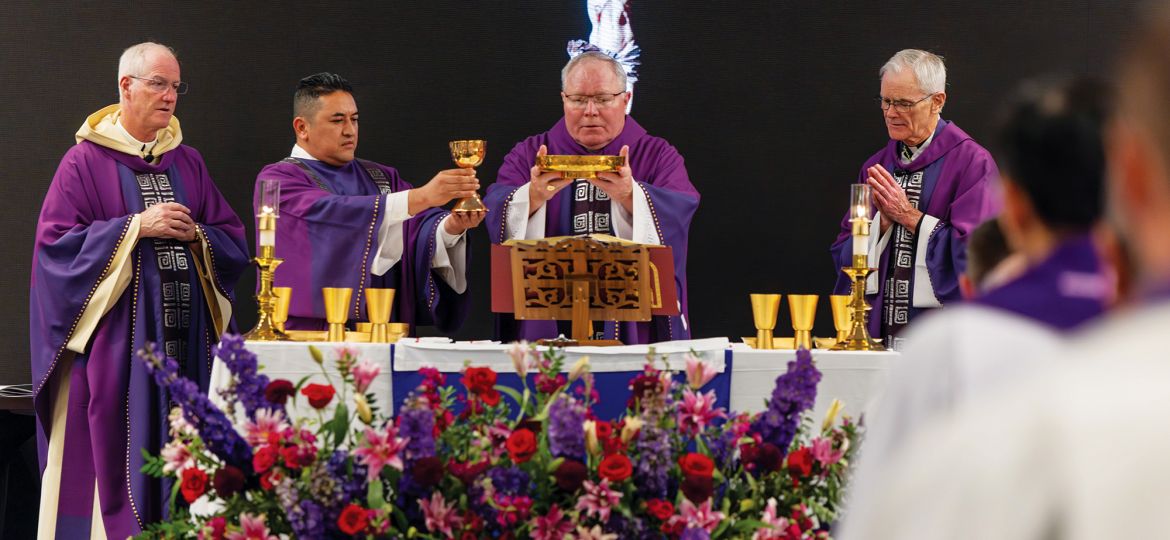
[337,503,369,535]
[646,499,675,521]
[212,465,245,498]
[301,383,335,409]
[554,459,588,492]
[264,379,295,405]
[602,436,624,456]
[179,467,208,503]
[787,447,814,478]
[252,445,278,473]
[680,474,714,504]
[678,453,715,478]
[740,442,760,467]
[480,387,501,407]
[280,446,302,469]
[411,456,445,488]
[259,469,282,490]
[506,429,538,463]
[449,459,489,485]
[594,421,613,440]
[598,454,633,482]
[757,443,783,473]
[463,366,497,395]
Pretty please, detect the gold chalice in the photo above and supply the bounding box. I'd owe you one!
[272,287,292,332]
[830,295,852,342]
[322,287,352,342]
[449,140,487,213]
[788,294,819,350]
[749,293,782,350]
[386,322,410,343]
[366,288,396,343]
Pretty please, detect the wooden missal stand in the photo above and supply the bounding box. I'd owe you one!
[491,235,679,346]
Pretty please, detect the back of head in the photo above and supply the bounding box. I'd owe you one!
[966,219,1014,289]
[293,72,353,119]
[995,77,1111,231]
[1118,3,1170,184]
[879,49,946,94]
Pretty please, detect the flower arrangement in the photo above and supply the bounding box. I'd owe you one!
[135,335,861,539]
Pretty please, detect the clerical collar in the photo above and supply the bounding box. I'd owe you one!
[899,129,937,164]
[115,118,160,162]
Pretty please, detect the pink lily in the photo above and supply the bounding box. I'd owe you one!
[677,389,727,435]
[352,424,409,480]
[224,513,277,540]
[576,478,623,522]
[684,353,718,390]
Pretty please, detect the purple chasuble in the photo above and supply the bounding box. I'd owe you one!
[976,234,1108,331]
[831,119,1000,339]
[30,140,249,538]
[256,158,470,334]
[485,117,699,344]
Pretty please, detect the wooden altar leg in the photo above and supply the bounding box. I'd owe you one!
[570,280,593,342]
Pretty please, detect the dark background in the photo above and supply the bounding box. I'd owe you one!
[0,0,1137,388]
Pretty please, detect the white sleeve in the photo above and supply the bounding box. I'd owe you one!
[611,182,661,245]
[430,216,468,293]
[370,191,413,277]
[867,212,894,294]
[912,214,942,308]
[504,183,546,240]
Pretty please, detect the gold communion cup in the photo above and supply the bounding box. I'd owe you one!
[272,287,292,332]
[386,322,410,343]
[536,155,626,179]
[322,287,353,342]
[749,293,782,350]
[365,288,396,343]
[449,140,488,213]
[830,294,852,342]
[788,294,819,350]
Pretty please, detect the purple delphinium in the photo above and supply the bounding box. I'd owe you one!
[681,528,711,540]
[607,513,659,539]
[276,477,324,539]
[547,396,586,461]
[487,465,532,495]
[213,334,279,420]
[398,406,436,463]
[633,424,672,500]
[139,343,252,468]
[322,451,367,527]
[708,421,740,471]
[751,348,821,453]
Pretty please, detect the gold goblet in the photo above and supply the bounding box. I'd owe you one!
[386,322,410,343]
[365,288,396,343]
[788,294,819,350]
[272,287,292,333]
[830,294,852,342]
[449,140,487,213]
[322,287,352,342]
[749,293,782,350]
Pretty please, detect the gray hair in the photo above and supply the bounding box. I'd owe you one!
[117,42,176,88]
[880,49,946,95]
[561,51,627,91]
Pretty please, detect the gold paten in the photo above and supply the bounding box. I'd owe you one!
[536,155,626,179]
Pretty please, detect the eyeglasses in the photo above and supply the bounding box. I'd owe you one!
[876,93,935,113]
[129,75,188,95]
[562,92,626,109]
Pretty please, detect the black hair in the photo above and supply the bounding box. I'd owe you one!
[965,219,1012,288]
[293,72,353,118]
[995,77,1111,231]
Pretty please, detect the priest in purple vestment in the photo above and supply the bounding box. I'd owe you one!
[484,51,699,344]
[831,49,1000,346]
[256,73,482,333]
[29,43,249,539]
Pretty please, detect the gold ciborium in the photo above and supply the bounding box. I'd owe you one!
[365,288,396,343]
[322,287,352,342]
[788,294,819,350]
[449,140,487,213]
[273,287,292,332]
[536,154,626,180]
[749,293,782,350]
[830,294,852,342]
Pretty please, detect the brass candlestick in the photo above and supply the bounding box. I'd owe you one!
[750,293,782,350]
[244,213,290,341]
[323,287,352,342]
[366,288,395,343]
[788,294,818,350]
[831,226,885,352]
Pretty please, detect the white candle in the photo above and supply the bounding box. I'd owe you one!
[260,229,275,247]
[853,231,869,257]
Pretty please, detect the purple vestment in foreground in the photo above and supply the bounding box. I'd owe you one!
[977,234,1108,331]
[30,141,248,538]
[256,158,469,333]
[831,119,1000,338]
[485,117,699,344]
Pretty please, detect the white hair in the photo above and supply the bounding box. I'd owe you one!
[117,42,176,90]
[880,49,946,94]
[561,51,627,91]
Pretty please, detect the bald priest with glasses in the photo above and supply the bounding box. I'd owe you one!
[484,51,700,344]
[830,49,1000,347]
